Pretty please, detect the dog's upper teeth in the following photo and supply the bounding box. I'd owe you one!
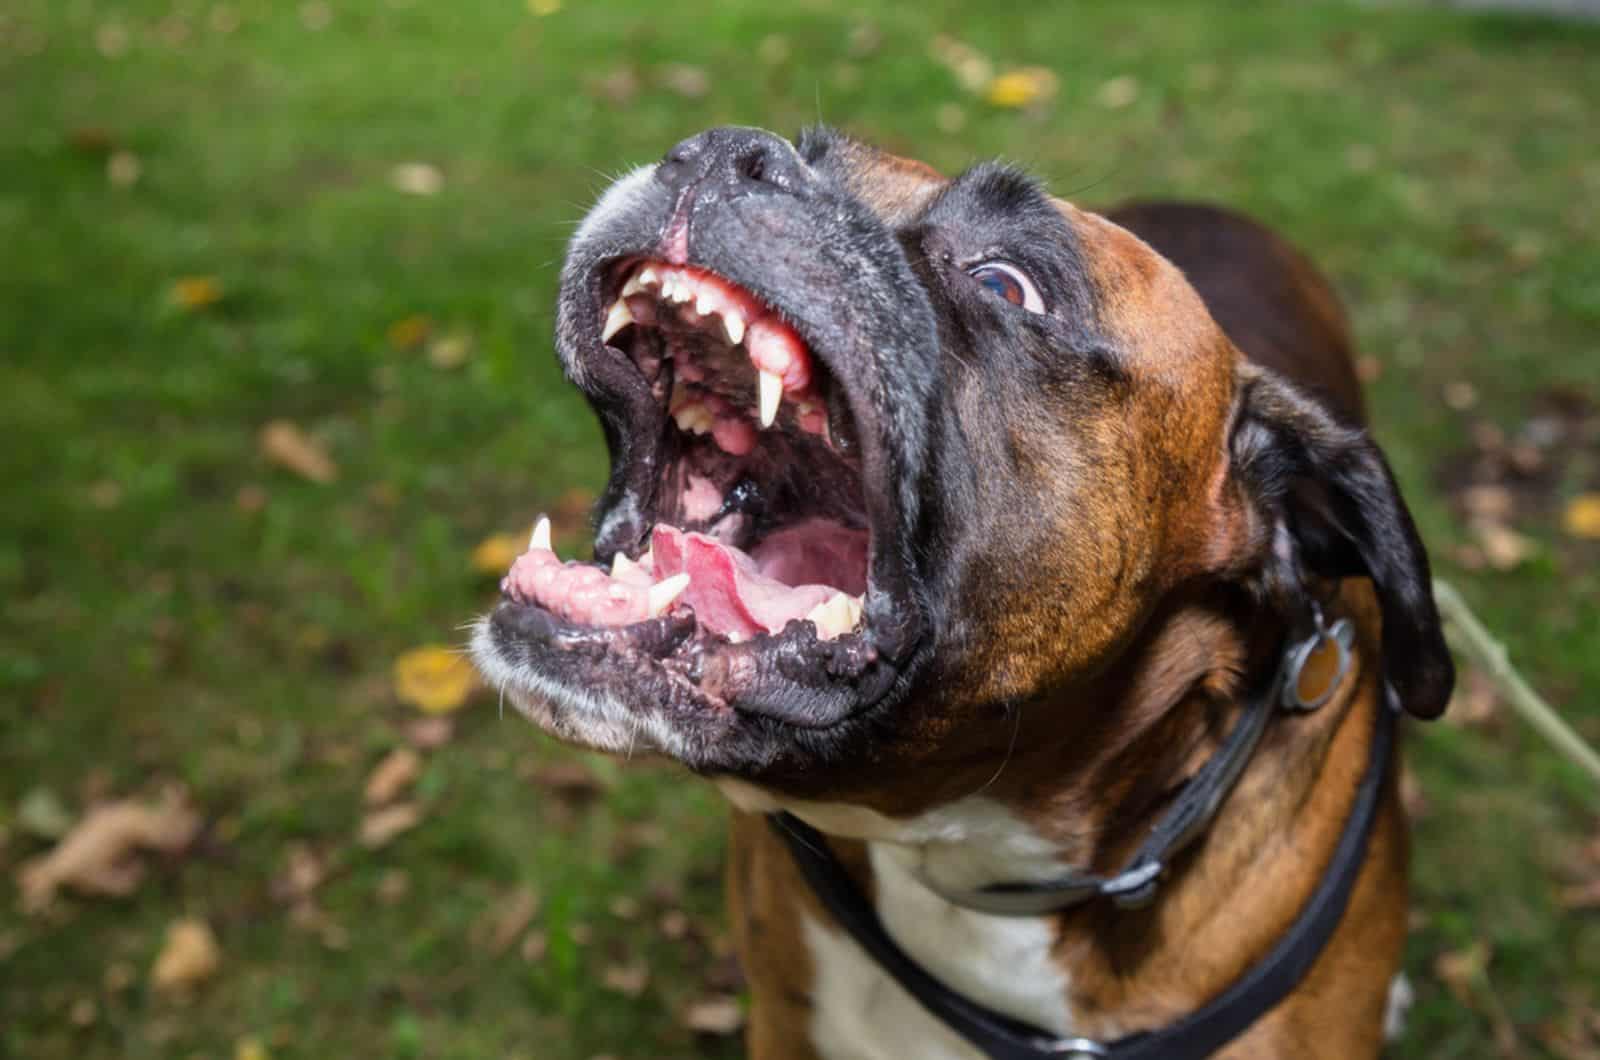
[648,572,691,616]
[720,309,745,346]
[694,290,716,317]
[530,515,552,552]
[806,592,862,640]
[757,369,783,429]
[621,271,647,298]
[601,298,633,342]
[637,265,661,290]
[665,275,692,304]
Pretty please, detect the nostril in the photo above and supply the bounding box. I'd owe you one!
[735,149,767,184]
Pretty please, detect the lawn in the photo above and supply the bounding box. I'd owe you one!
[2,1,1598,1057]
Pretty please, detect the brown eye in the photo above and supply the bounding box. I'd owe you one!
[968,262,1044,314]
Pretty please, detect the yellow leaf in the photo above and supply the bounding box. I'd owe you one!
[986,68,1057,109]
[235,1037,271,1060]
[393,646,478,714]
[170,276,222,310]
[258,420,338,484]
[150,917,221,993]
[1563,493,1600,540]
[472,532,527,576]
[387,314,432,351]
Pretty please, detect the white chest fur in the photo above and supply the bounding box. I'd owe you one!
[803,842,1075,1060]
[716,785,1079,1060]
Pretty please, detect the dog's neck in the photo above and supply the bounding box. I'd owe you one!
[723,583,1388,1038]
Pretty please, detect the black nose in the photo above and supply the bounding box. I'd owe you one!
[654,127,807,197]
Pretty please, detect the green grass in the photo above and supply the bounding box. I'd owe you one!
[3,1,1598,1057]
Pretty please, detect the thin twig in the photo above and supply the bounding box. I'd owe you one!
[1433,578,1600,788]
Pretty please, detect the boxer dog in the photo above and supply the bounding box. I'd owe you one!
[472,126,1453,1059]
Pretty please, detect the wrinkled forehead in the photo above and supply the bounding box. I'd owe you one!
[797,128,1224,381]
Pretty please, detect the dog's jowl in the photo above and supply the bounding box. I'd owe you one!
[472,126,1452,1060]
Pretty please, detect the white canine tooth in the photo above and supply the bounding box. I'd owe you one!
[601,298,633,342]
[530,516,552,552]
[611,552,638,578]
[647,572,691,616]
[757,369,783,429]
[721,311,745,346]
[621,271,646,298]
[638,266,661,289]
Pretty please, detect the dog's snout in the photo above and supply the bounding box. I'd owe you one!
[655,126,806,197]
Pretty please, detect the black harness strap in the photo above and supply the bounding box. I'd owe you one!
[768,677,1399,1059]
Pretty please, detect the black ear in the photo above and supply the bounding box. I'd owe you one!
[1229,364,1454,719]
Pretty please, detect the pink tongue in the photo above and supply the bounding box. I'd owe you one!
[651,526,836,640]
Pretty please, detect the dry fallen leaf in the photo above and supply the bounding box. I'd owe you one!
[258,420,337,484]
[480,886,540,954]
[270,841,325,905]
[364,747,422,806]
[1095,74,1140,109]
[17,793,199,912]
[602,961,650,997]
[682,994,744,1036]
[1473,520,1536,571]
[986,68,1058,109]
[359,802,422,849]
[151,917,221,994]
[170,276,223,311]
[390,161,443,196]
[1443,667,1500,729]
[472,532,528,576]
[393,646,478,714]
[659,64,709,99]
[386,314,432,351]
[1434,940,1491,1005]
[426,332,474,369]
[1461,484,1516,523]
[235,1036,271,1060]
[376,868,411,904]
[1564,494,1600,540]
[404,716,455,749]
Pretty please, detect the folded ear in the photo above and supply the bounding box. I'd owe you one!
[1228,363,1454,719]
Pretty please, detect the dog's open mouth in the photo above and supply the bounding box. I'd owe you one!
[485,255,911,733]
[504,259,869,644]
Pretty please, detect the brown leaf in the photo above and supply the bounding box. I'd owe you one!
[1473,520,1535,572]
[481,886,541,954]
[1461,484,1516,523]
[258,420,337,484]
[364,747,422,806]
[358,802,422,849]
[150,917,221,993]
[682,994,744,1036]
[389,162,443,196]
[602,961,650,997]
[520,929,548,963]
[16,793,199,912]
[404,716,456,749]
[659,64,709,99]
[1434,940,1491,1005]
[235,1037,271,1060]
[269,841,325,904]
[1444,667,1501,729]
[1558,878,1600,911]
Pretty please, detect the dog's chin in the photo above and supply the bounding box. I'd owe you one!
[469,616,693,760]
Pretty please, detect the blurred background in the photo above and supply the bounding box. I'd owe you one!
[3,1,1598,1057]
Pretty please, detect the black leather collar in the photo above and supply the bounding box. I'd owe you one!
[768,621,1398,1059]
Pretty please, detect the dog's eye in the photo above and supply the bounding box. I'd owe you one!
[968,262,1044,314]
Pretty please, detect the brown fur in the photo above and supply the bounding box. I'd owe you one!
[733,158,1411,1058]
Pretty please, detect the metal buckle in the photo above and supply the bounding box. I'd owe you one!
[1281,609,1355,712]
[1045,1038,1109,1057]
